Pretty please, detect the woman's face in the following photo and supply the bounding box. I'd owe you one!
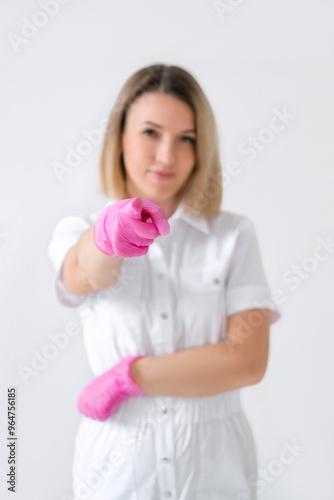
[121,92,196,218]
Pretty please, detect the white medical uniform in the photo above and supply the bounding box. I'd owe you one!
[48,199,281,500]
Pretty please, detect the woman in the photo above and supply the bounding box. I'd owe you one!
[48,64,281,500]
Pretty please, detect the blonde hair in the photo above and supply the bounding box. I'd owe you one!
[99,64,223,217]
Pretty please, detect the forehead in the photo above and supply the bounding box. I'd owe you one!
[127,92,195,127]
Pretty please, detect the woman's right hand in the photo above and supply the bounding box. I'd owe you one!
[93,197,170,257]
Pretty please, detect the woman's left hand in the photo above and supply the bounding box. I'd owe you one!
[77,355,145,421]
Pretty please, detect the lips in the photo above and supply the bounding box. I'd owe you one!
[151,170,174,175]
[149,170,175,180]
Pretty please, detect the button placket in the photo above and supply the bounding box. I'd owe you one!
[147,245,176,495]
[149,253,174,354]
[154,400,177,498]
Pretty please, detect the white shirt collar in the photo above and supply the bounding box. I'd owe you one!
[168,202,211,235]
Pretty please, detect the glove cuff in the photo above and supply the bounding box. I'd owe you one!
[116,355,146,397]
[93,205,117,256]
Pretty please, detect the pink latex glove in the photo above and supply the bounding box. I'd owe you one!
[93,197,170,257]
[77,355,145,421]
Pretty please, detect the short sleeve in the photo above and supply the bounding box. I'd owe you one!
[225,218,282,325]
[48,216,91,308]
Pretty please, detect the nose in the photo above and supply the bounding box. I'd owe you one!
[154,136,176,166]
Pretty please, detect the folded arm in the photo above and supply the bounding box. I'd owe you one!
[130,308,271,397]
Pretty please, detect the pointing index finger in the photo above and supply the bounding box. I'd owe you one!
[141,199,170,236]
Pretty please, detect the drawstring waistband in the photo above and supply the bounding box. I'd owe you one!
[111,389,242,425]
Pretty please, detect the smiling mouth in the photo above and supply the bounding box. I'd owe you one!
[149,171,175,179]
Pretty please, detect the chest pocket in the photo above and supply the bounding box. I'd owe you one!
[82,261,145,362]
[111,261,144,298]
[90,260,143,312]
[178,260,226,347]
[87,261,145,349]
[179,260,225,294]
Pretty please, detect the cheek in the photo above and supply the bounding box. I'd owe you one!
[182,146,195,166]
[125,135,149,157]
[125,144,150,174]
[181,156,196,179]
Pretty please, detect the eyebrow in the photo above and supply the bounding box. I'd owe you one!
[141,120,196,134]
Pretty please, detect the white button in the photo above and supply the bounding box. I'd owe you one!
[164,492,172,498]
[213,278,220,284]
[162,456,170,463]
[161,407,168,414]
[161,312,168,319]
[157,272,164,279]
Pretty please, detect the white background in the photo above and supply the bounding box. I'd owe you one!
[1,0,333,499]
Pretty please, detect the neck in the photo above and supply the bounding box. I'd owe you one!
[159,197,181,219]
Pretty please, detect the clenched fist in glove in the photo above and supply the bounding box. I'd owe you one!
[93,197,170,257]
[77,355,145,421]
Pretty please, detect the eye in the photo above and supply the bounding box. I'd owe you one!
[182,136,195,144]
[143,129,195,144]
[143,129,156,136]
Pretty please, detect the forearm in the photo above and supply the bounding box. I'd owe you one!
[62,226,124,294]
[130,339,261,398]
